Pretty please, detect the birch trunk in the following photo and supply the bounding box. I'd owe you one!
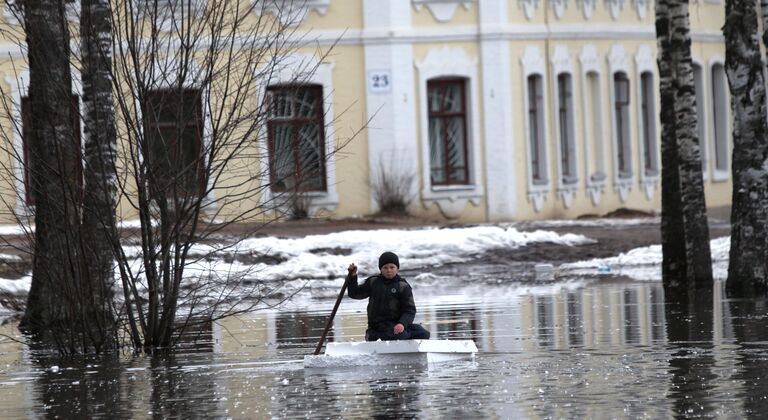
[724,0,768,295]
[656,0,713,301]
[80,0,118,347]
[19,0,86,351]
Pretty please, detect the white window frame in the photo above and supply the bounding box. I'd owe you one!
[521,46,550,212]
[415,47,484,218]
[256,53,339,215]
[692,59,709,181]
[5,69,85,219]
[551,46,578,209]
[579,45,606,206]
[608,44,633,202]
[635,45,658,200]
[710,58,729,182]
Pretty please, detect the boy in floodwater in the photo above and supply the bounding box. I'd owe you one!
[346,251,431,341]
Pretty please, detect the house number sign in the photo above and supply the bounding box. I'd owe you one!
[368,70,392,93]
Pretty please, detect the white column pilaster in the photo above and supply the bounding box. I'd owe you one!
[362,0,418,213]
[480,0,517,221]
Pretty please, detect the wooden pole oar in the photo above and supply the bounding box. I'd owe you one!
[313,279,348,355]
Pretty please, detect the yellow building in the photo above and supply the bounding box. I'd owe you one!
[0,0,730,224]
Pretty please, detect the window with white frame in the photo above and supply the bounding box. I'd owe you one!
[711,63,728,174]
[143,89,206,198]
[585,71,605,182]
[527,74,547,184]
[557,73,577,184]
[639,71,658,176]
[693,63,707,173]
[613,72,632,179]
[266,84,327,192]
[427,78,469,186]
[21,95,82,205]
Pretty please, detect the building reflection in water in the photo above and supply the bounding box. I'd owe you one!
[6,279,768,418]
[513,282,667,351]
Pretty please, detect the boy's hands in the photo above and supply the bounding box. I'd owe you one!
[393,323,405,335]
[347,263,357,276]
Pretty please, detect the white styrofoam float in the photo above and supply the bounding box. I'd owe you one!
[303,339,478,368]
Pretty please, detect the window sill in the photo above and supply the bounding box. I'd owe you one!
[711,170,729,183]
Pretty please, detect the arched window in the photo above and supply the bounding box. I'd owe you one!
[427,77,469,185]
[711,63,728,177]
[639,71,658,176]
[527,74,547,184]
[265,84,327,192]
[613,72,632,179]
[693,63,707,175]
[557,73,577,184]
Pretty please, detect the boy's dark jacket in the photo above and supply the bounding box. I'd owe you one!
[346,273,416,330]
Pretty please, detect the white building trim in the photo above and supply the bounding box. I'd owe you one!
[579,44,606,206]
[551,45,579,209]
[480,0,517,221]
[521,46,550,212]
[412,0,472,22]
[608,44,633,202]
[363,0,418,214]
[634,44,659,200]
[415,46,484,219]
[709,55,729,182]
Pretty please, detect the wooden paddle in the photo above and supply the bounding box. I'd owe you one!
[313,265,353,355]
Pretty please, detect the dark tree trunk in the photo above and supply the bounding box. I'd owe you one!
[80,0,119,347]
[656,0,713,303]
[19,0,86,351]
[724,0,768,296]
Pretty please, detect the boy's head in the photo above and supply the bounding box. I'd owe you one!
[378,251,400,279]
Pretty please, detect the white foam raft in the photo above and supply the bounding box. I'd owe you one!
[303,339,478,368]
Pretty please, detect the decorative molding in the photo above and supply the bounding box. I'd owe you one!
[579,45,606,206]
[412,0,472,22]
[633,0,649,19]
[608,44,633,202]
[527,189,548,212]
[552,0,568,19]
[519,0,540,20]
[577,0,597,19]
[551,45,580,209]
[254,0,330,26]
[557,185,579,209]
[415,47,484,216]
[635,44,659,201]
[605,0,623,20]
[521,46,550,213]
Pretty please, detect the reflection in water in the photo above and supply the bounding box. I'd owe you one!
[29,352,127,419]
[664,286,716,419]
[3,279,768,417]
[728,298,768,416]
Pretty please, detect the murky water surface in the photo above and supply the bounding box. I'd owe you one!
[1,279,767,418]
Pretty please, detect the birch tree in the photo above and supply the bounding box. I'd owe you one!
[656,0,713,301]
[78,0,119,347]
[723,0,768,296]
[17,0,106,352]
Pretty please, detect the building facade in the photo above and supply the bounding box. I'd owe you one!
[0,0,730,224]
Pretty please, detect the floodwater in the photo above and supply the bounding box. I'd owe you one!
[1,277,767,419]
